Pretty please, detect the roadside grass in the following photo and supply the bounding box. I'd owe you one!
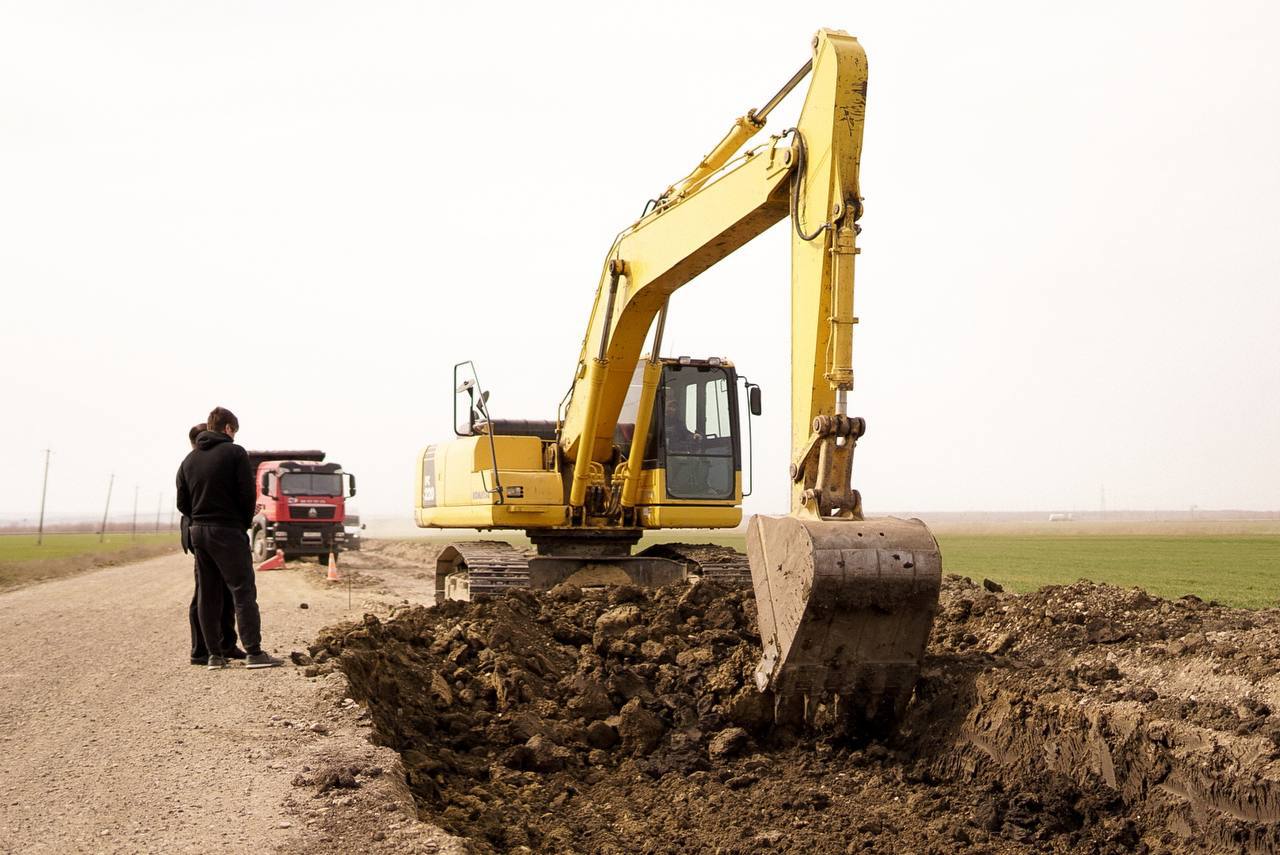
[0,533,180,592]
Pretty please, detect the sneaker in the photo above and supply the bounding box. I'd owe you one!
[224,647,248,660]
[207,654,228,670]
[245,652,283,669]
[191,656,209,666]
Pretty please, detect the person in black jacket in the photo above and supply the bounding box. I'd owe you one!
[183,422,242,665]
[176,407,281,670]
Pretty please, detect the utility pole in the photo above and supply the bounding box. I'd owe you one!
[155,492,162,532]
[98,473,115,543]
[1100,484,1107,520]
[131,484,139,541]
[36,449,51,545]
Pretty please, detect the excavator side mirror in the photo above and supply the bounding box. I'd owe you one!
[454,363,479,436]
[347,474,357,498]
[260,473,271,497]
[748,385,762,416]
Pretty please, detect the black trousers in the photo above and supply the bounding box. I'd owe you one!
[190,524,262,654]
[189,555,237,660]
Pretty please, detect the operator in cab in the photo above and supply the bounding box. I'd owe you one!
[663,394,702,452]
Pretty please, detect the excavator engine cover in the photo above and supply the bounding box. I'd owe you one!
[747,514,942,727]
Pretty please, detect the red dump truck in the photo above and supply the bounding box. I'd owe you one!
[248,450,356,565]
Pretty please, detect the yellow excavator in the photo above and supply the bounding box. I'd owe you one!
[415,28,941,726]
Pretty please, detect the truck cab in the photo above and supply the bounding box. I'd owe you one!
[249,450,356,564]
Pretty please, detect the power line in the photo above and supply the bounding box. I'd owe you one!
[36,449,51,546]
[98,473,114,543]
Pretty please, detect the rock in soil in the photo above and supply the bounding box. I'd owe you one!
[316,573,1280,854]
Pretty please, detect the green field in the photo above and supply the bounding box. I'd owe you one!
[7,527,1279,610]
[936,534,1280,608]
[0,532,175,562]
[638,529,1280,609]
[0,532,179,591]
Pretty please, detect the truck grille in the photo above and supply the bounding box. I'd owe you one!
[291,505,336,520]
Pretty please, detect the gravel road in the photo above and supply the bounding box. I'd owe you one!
[0,549,464,855]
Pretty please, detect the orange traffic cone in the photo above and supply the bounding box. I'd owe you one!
[326,552,340,582]
[257,549,285,572]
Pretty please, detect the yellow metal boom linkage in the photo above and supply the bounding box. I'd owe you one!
[560,30,866,521]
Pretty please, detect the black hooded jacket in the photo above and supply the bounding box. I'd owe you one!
[176,430,256,530]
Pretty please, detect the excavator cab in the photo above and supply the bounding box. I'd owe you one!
[615,358,751,505]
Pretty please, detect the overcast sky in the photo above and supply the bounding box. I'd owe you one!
[2,0,1278,523]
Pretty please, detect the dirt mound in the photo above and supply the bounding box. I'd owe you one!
[316,573,1280,854]
[359,539,451,567]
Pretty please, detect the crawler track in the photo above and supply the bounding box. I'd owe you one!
[434,541,531,602]
[435,540,753,602]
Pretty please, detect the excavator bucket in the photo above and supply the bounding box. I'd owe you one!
[747,514,942,728]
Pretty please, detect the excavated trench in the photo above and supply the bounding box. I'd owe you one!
[314,564,1280,854]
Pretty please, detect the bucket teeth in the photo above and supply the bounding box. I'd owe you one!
[747,514,942,730]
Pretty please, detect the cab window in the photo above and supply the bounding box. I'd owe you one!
[661,366,736,500]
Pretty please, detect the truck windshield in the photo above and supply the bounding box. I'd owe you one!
[281,473,343,496]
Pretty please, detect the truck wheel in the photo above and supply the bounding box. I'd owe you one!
[318,553,330,567]
[252,530,266,561]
